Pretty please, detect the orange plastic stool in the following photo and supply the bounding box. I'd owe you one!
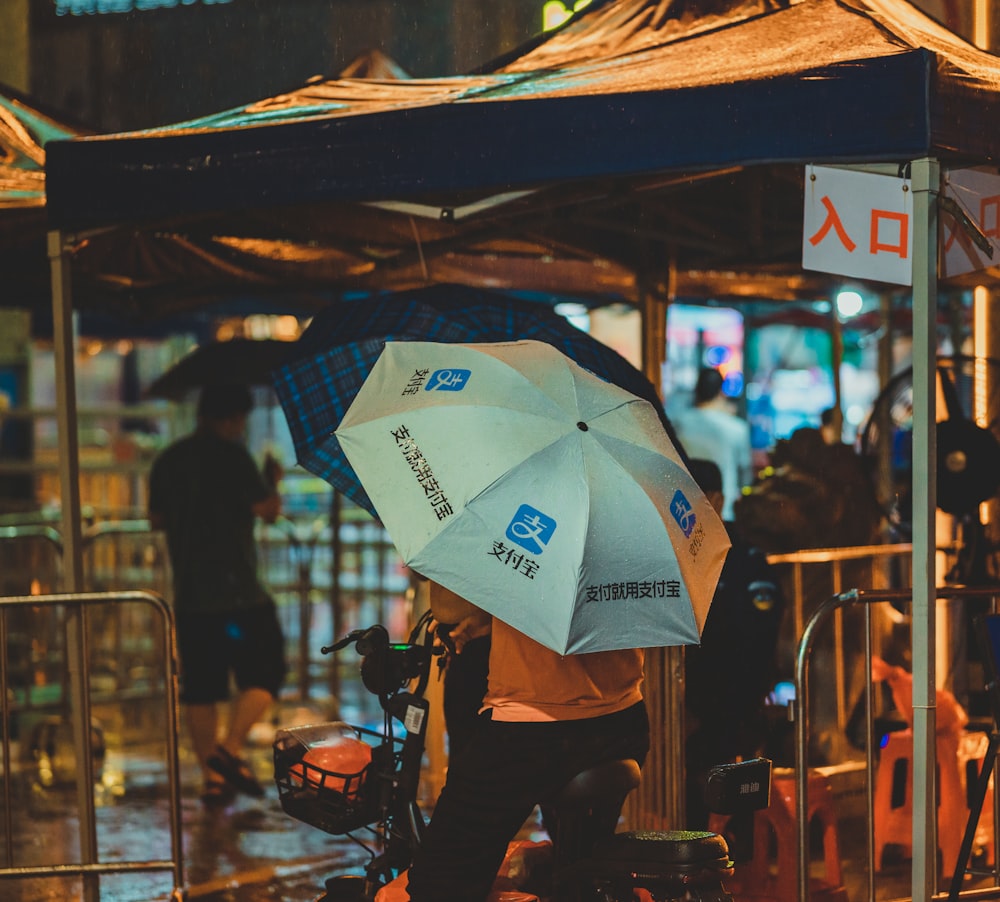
[872,728,967,878]
[710,767,846,902]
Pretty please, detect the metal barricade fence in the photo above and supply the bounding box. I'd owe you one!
[82,520,172,600]
[794,585,1000,902]
[767,543,913,764]
[0,525,63,597]
[0,513,414,721]
[257,504,413,721]
[0,591,184,901]
[624,542,915,834]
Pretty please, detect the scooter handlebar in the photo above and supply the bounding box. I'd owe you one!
[321,625,388,656]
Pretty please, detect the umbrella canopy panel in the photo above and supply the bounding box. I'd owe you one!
[333,339,729,654]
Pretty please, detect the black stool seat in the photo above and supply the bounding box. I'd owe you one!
[593,829,733,875]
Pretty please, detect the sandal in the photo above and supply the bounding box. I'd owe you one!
[207,745,265,797]
[200,778,236,808]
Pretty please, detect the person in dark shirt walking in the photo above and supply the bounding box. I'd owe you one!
[149,384,286,806]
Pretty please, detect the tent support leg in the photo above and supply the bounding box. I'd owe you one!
[910,156,940,902]
[47,229,98,902]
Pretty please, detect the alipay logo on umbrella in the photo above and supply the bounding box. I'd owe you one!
[670,490,696,538]
[506,504,557,555]
[426,368,471,391]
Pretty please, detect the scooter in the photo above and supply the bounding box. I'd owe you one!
[273,615,772,902]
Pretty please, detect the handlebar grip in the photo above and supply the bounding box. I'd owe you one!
[321,625,389,656]
[434,622,458,656]
[321,629,365,655]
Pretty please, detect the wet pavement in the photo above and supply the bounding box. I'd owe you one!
[1,701,989,902]
[2,747,922,902]
[2,705,374,902]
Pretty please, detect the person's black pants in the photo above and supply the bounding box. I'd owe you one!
[406,701,650,902]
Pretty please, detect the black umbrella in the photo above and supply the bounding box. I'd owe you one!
[145,338,296,401]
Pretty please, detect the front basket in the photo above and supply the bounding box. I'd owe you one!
[273,721,390,835]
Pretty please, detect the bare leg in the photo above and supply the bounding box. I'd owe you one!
[220,687,273,757]
[186,703,220,783]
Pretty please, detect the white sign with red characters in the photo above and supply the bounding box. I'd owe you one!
[941,167,1000,278]
[802,165,913,286]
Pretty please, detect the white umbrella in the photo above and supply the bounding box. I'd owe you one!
[336,339,730,655]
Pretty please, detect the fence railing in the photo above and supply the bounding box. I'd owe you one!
[794,585,1000,902]
[0,591,184,902]
[0,514,414,724]
[767,542,913,764]
[625,542,916,834]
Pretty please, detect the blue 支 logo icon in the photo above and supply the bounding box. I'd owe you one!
[426,369,471,391]
[505,504,557,555]
[670,490,696,538]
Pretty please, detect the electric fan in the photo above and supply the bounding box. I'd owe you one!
[859,355,1000,583]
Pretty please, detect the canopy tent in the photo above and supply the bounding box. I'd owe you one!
[35,0,1000,315]
[0,85,83,310]
[44,0,1000,225]
[43,2,1000,895]
[0,53,418,322]
[54,0,1000,311]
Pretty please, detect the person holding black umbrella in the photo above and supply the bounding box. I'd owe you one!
[148,383,286,806]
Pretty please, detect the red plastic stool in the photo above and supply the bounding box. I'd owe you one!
[710,767,846,902]
[873,729,967,877]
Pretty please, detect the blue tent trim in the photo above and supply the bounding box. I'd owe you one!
[47,51,939,229]
[44,0,1000,232]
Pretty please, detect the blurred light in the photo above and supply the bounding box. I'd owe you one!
[835,290,864,319]
[769,681,796,705]
[554,302,588,318]
[846,403,867,428]
[56,0,233,14]
[975,284,990,524]
[722,371,744,397]
[247,316,272,339]
[542,0,592,31]
[273,316,300,341]
[704,345,731,367]
[554,302,590,332]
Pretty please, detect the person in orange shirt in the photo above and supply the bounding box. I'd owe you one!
[405,583,649,902]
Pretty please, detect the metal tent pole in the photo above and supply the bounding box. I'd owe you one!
[47,229,98,902]
[909,156,940,902]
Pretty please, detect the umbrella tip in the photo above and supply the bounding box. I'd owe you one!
[577,421,589,431]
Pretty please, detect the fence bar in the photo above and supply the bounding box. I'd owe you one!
[0,590,184,899]
[795,584,999,902]
[0,525,63,550]
[0,604,11,869]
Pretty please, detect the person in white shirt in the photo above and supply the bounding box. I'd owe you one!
[674,367,752,520]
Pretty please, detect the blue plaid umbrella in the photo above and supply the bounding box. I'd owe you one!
[407,286,674,431]
[273,285,680,516]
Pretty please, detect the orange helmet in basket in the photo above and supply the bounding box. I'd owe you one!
[290,738,372,799]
